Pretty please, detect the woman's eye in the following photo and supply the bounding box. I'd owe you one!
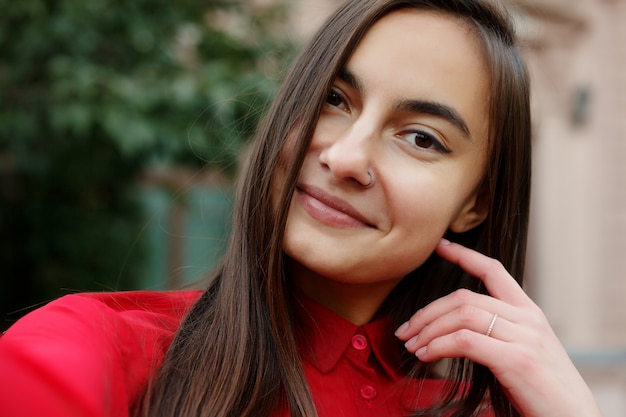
[403,131,451,154]
[325,89,348,111]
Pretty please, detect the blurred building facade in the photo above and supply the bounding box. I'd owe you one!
[511,0,626,415]
[285,0,626,415]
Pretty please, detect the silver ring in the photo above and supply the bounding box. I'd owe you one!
[363,171,373,187]
[485,313,498,337]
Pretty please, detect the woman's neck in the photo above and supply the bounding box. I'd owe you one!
[287,260,402,325]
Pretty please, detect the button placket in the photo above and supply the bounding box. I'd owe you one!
[347,331,380,411]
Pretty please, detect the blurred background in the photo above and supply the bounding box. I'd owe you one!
[1,0,625,415]
[1,0,294,322]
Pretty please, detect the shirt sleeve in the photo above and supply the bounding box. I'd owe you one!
[0,291,194,417]
[0,294,136,417]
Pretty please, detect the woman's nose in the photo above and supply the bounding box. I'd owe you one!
[318,123,375,187]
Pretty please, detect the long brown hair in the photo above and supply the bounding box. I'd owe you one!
[137,1,531,416]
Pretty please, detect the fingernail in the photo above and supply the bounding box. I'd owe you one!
[440,238,451,246]
[404,335,419,349]
[395,321,409,336]
[416,346,427,358]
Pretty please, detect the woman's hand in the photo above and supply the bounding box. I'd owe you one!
[394,239,603,417]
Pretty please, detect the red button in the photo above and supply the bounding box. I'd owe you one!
[351,334,367,350]
[360,385,377,400]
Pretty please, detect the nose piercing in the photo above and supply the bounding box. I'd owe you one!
[363,171,373,188]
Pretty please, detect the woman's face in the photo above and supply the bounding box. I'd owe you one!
[283,10,491,312]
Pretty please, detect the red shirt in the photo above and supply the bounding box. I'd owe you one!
[0,291,490,417]
[293,294,452,416]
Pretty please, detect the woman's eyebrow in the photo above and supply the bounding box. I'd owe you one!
[338,67,365,94]
[394,99,472,140]
[337,67,472,140]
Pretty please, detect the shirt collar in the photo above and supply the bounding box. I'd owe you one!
[294,293,404,379]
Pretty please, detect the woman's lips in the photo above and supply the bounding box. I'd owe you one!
[296,184,374,228]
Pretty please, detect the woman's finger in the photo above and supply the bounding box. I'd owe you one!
[402,305,516,354]
[412,327,512,363]
[395,288,515,341]
[435,239,530,306]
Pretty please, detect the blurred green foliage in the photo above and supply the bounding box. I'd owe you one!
[0,0,293,329]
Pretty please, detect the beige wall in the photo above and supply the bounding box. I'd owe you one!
[516,0,626,348]
[285,0,341,41]
[515,1,626,415]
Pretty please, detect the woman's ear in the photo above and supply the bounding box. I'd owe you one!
[449,188,489,233]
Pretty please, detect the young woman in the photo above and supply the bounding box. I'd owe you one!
[0,1,602,417]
